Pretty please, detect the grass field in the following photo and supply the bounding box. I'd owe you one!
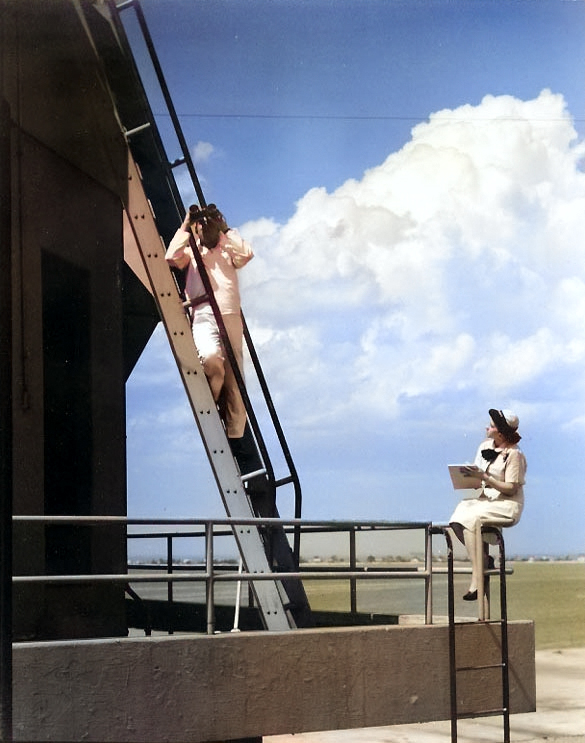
[301,561,585,651]
[506,562,585,649]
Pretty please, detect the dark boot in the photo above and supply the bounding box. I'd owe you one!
[228,423,262,476]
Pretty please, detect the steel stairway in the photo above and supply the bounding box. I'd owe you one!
[81,0,313,629]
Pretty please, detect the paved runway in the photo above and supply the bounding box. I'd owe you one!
[266,647,585,743]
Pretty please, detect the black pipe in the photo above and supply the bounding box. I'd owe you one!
[0,95,14,742]
[121,0,280,497]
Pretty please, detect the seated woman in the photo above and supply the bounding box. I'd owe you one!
[450,409,527,601]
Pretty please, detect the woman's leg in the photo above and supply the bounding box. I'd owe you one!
[192,307,225,400]
[463,525,481,594]
[221,314,247,439]
[462,523,492,597]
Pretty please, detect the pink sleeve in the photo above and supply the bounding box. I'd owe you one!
[165,229,192,270]
[223,229,254,269]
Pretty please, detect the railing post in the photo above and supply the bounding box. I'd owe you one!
[205,522,215,635]
[232,558,244,632]
[476,521,486,621]
[349,527,357,614]
[425,525,433,624]
[167,535,174,634]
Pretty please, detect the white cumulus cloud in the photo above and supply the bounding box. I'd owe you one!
[241,90,585,433]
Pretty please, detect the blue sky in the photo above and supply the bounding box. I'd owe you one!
[123,0,585,558]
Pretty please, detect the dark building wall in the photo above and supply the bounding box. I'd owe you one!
[1,0,130,639]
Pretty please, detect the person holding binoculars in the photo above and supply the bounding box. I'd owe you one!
[165,204,254,447]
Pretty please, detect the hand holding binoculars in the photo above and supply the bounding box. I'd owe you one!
[188,203,228,231]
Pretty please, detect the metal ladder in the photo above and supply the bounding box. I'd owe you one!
[82,0,313,628]
[432,525,511,743]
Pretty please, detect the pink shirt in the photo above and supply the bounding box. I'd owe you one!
[165,228,253,315]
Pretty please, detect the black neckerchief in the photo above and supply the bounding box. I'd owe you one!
[481,447,510,465]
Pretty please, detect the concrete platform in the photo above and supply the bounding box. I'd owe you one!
[12,620,535,742]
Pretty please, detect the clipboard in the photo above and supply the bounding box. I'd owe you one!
[448,464,482,491]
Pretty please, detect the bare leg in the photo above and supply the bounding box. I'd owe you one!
[222,314,246,439]
[202,353,225,401]
[463,526,481,594]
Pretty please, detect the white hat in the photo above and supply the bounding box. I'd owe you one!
[501,409,519,430]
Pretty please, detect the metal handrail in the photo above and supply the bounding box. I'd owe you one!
[15,516,513,639]
[13,569,432,585]
[13,515,430,527]
[14,516,438,630]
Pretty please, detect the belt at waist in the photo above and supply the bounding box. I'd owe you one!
[183,295,210,310]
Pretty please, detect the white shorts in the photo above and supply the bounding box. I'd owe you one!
[192,304,223,362]
[191,304,246,438]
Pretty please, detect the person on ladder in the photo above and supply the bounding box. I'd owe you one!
[165,204,254,467]
[449,408,527,601]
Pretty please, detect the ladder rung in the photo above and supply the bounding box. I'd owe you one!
[241,468,267,483]
[275,475,294,487]
[125,123,151,137]
[455,618,504,627]
[433,567,513,575]
[457,662,505,672]
[457,708,508,720]
[170,157,187,168]
[116,0,136,10]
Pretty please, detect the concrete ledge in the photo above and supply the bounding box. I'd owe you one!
[13,620,535,742]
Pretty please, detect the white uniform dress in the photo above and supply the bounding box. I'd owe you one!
[450,439,526,531]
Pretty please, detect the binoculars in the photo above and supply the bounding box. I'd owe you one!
[188,203,224,225]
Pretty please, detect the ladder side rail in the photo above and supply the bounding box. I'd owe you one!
[484,525,511,743]
[445,528,458,743]
[102,17,257,487]
[114,0,278,489]
[431,526,458,743]
[114,0,206,207]
[242,314,303,560]
[123,153,292,631]
[113,0,301,507]
[242,312,301,508]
